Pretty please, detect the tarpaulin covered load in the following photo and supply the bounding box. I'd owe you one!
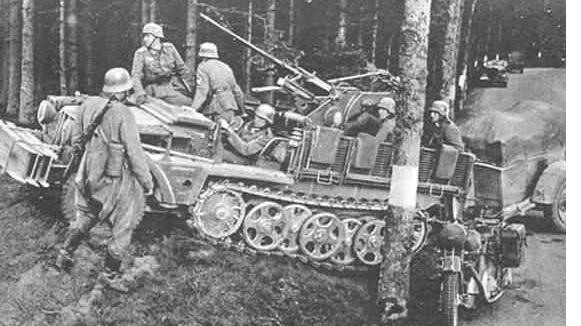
[459,100,565,166]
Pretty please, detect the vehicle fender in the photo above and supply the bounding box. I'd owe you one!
[531,160,566,205]
[147,159,177,205]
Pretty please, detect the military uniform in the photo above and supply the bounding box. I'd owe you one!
[64,95,153,275]
[131,43,192,106]
[191,58,245,122]
[423,119,464,151]
[343,111,395,142]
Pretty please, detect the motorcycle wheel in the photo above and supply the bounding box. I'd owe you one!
[60,175,78,223]
[442,272,460,326]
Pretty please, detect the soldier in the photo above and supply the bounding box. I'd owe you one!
[131,23,192,106]
[343,97,397,142]
[191,42,245,123]
[56,68,154,293]
[422,100,464,151]
[220,103,284,165]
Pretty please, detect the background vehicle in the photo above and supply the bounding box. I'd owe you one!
[476,60,509,88]
[460,100,566,232]
[507,51,526,73]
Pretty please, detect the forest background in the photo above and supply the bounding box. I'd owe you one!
[0,0,566,125]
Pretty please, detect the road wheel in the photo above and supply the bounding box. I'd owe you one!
[545,178,566,233]
[60,175,78,223]
[441,272,460,326]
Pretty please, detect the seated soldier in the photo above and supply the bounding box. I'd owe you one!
[131,23,193,106]
[343,97,397,142]
[220,103,285,166]
[422,100,464,151]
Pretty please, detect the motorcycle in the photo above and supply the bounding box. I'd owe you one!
[431,210,526,326]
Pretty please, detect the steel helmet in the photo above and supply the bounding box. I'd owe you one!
[429,100,449,117]
[102,67,133,93]
[377,97,396,115]
[142,23,164,38]
[255,103,275,124]
[37,100,58,124]
[198,42,219,59]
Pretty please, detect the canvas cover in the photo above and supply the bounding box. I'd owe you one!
[460,101,565,166]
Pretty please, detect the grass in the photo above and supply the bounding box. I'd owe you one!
[0,174,442,326]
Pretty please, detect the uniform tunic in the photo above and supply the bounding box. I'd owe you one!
[72,96,153,260]
[343,111,395,142]
[131,43,192,106]
[191,59,245,122]
[423,119,465,151]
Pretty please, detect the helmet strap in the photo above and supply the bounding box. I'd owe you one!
[145,36,160,51]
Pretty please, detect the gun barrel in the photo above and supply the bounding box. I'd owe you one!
[199,13,332,93]
[200,13,299,75]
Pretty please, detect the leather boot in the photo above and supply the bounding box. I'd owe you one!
[56,228,85,272]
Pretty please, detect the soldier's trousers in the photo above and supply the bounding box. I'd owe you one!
[145,83,192,107]
[65,188,144,271]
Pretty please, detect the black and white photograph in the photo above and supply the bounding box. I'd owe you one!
[0,0,567,325]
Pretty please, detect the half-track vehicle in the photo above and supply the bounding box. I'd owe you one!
[0,91,477,273]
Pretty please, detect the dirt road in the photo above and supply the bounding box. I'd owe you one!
[460,68,566,326]
[459,68,566,124]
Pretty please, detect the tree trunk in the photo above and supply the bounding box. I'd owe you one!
[0,0,10,115]
[335,0,347,49]
[149,0,157,22]
[19,0,34,125]
[141,0,149,25]
[266,0,276,43]
[59,0,67,95]
[455,0,478,112]
[288,0,295,45]
[378,0,431,324]
[80,0,96,93]
[371,0,380,65]
[67,0,79,93]
[439,0,463,119]
[245,0,254,94]
[7,0,22,117]
[186,0,198,76]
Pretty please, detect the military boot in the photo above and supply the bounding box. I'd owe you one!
[56,228,85,272]
[99,271,129,293]
[100,252,129,293]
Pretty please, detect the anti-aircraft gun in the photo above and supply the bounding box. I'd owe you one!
[200,13,399,127]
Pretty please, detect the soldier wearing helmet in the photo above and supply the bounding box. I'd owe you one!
[191,42,245,123]
[56,68,154,293]
[422,100,464,150]
[131,23,193,106]
[219,103,284,165]
[343,97,397,142]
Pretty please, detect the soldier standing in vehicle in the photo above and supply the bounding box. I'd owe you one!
[131,23,193,106]
[422,100,464,151]
[343,97,397,142]
[191,42,245,123]
[220,103,284,164]
[56,68,154,293]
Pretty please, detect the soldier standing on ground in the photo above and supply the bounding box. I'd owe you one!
[422,100,464,151]
[191,42,246,123]
[343,97,397,142]
[56,68,154,293]
[131,23,193,106]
